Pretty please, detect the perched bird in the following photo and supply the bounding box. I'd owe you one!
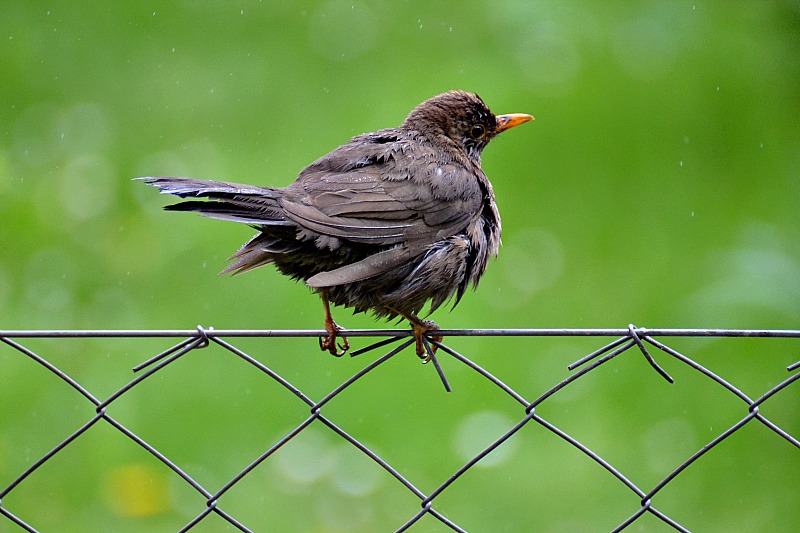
[141,91,533,357]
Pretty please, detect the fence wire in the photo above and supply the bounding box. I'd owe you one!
[1,326,799,532]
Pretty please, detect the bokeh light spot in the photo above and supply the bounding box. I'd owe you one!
[454,410,518,467]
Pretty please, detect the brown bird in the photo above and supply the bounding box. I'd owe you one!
[141,91,533,357]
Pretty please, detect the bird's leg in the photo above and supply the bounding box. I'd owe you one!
[398,311,442,361]
[318,292,349,357]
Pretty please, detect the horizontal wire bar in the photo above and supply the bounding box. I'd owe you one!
[2,328,799,338]
[1,326,797,532]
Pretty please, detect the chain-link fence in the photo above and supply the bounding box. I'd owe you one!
[1,326,799,532]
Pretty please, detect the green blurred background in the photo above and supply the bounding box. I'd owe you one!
[1,1,799,531]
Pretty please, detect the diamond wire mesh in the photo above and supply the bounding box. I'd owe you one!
[1,326,799,532]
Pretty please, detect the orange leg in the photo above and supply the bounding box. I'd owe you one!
[318,292,349,357]
[399,311,442,360]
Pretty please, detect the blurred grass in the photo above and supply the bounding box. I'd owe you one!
[1,1,799,531]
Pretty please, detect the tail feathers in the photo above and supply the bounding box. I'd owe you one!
[139,176,290,225]
[164,200,292,226]
[139,177,277,198]
[221,234,301,275]
[221,252,275,275]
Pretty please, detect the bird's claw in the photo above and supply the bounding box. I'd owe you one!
[411,319,441,361]
[320,323,349,357]
[319,293,349,356]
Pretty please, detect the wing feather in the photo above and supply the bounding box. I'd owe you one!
[306,244,421,287]
[280,136,481,248]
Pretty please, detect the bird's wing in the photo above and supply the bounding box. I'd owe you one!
[305,244,419,287]
[281,135,481,247]
[287,140,482,288]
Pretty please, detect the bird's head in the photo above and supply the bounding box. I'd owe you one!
[402,90,533,161]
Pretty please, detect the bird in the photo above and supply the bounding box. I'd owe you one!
[141,90,533,358]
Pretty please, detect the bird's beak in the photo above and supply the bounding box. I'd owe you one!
[495,113,534,133]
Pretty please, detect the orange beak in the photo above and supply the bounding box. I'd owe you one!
[495,113,535,133]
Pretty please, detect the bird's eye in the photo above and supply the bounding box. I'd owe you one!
[469,124,485,139]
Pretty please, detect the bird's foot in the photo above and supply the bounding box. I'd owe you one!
[410,318,441,361]
[319,292,349,357]
[320,317,349,357]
